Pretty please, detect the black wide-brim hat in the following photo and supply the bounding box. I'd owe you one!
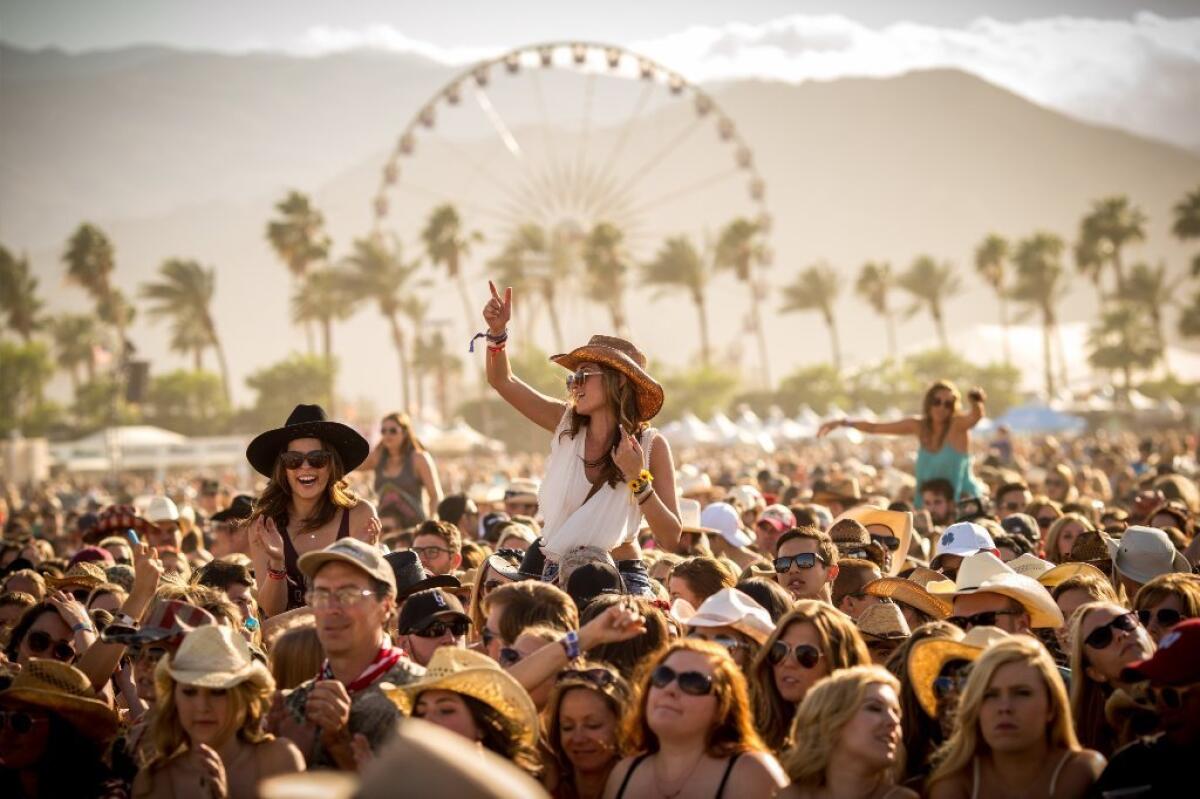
[245,404,370,478]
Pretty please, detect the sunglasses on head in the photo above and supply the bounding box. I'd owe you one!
[0,709,46,735]
[280,449,332,470]
[773,553,825,572]
[558,667,618,688]
[1084,611,1139,650]
[1137,608,1186,629]
[26,630,76,662]
[565,367,604,390]
[947,609,1022,631]
[687,632,747,653]
[768,641,823,668]
[412,619,469,639]
[650,664,714,696]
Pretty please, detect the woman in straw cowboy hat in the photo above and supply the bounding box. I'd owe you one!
[135,625,303,799]
[480,281,681,572]
[384,646,542,776]
[0,659,121,798]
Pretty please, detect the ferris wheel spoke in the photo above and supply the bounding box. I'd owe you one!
[607,118,708,215]
[598,80,655,180]
[396,183,523,229]
[621,168,743,220]
[423,130,538,216]
[472,86,525,163]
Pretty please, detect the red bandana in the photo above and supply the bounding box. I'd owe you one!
[320,641,405,694]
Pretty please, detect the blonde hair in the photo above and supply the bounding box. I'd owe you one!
[781,665,901,787]
[1044,513,1096,564]
[1068,601,1130,753]
[149,672,274,769]
[269,623,324,690]
[928,637,1077,790]
[1133,573,1200,619]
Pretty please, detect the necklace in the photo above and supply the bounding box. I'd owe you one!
[653,751,704,799]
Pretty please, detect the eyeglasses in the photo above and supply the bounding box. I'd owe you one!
[280,449,332,470]
[381,426,401,435]
[768,641,823,668]
[1084,612,1139,650]
[25,630,76,662]
[947,609,1022,631]
[871,534,901,552]
[0,710,46,735]
[1137,608,1185,629]
[566,368,604,390]
[1148,683,1198,710]
[558,667,618,688]
[498,647,523,667]
[412,620,469,639]
[305,587,378,609]
[687,632,747,653]
[412,545,452,559]
[650,664,714,696]
[773,553,825,572]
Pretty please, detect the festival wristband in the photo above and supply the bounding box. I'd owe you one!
[559,630,581,660]
[72,622,94,634]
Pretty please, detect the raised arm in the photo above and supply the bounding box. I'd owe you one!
[359,443,383,472]
[483,281,566,433]
[955,387,987,431]
[818,416,921,437]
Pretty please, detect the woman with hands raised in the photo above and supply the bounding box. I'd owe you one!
[480,281,682,580]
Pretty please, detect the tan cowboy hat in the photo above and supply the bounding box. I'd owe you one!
[671,587,774,644]
[1006,553,1056,581]
[953,552,1064,629]
[857,602,911,640]
[384,648,539,748]
[551,334,664,421]
[908,626,1010,717]
[862,577,952,619]
[1036,561,1108,589]
[0,659,119,744]
[157,625,272,691]
[812,476,862,506]
[676,466,720,500]
[48,561,108,591]
[833,506,914,577]
[678,498,719,536]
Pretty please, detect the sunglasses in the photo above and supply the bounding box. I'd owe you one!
[0,709,46,735]
[768,641,823,668]
[482,580,504,594]
[1137,608,1186,629]
[773,553,825,572]
[687,632,747,653]
[381,426,401,435]
[1002,501,1024,512]
[280,449,332,470]
[930,398,955,409]
[947,609,1022,631]
[498,647,523,668]
[565,368,605,391]
[933,673,970,700]
[1148,683,1198,710]
[558,667,618,688]
[650,664,714,696]
[872,535,901,551]
[25,630,76,662]
[1036,516,1057,527]
[1084,611,1139,650]
[412,620,469,639]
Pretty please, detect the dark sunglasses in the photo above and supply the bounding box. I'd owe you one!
[872,534,901,551]
[1002,501,1024,511]
[687,632,747,652]
[1084,611,1139,650]
[1137,608,1186,629]
[1149,683,1198,710]
[381,426,401,435]
[947,609,1022,631]
[565,367,604,390]
[930,398,955,409]
[482,580,503,594]
[413,620,469,639]
[498,647,523,668]
[0,709,44,735]
[558,667,618,688]
[280,449,332,470]
[1036,516,1057,527]
[650,664,714,696]
[25,630,76,662]
[774,553,826,572]
[933,673,970,700]
[768,641,823,668]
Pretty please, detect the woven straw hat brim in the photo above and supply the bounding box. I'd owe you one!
[864,578,951,619]
[386,667,539,748]
[49,573,106,590]
[0,686,119,744]
[246,420,369,477]
[908,639,986,718]
[550,345,664,421]
[159,658,272,692]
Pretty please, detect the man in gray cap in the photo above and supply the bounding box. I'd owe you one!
[1112,525,1191,599]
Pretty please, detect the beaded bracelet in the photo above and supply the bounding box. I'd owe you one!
[267,567,287,581]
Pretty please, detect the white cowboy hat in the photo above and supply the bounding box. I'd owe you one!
[678,498,719,535]
[670,587,774,645]
[954,552,1063,629]
[1006,553,1056,581]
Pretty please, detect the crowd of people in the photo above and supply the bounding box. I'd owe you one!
[0,284,1197,798]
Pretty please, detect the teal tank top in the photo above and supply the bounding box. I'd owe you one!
[914,444,984,508]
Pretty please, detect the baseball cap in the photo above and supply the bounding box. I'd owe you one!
[565,561,625,611]
[480,512,511,544]
[757,504,796,534]
[145,496,180,524]
[726,484,765,513]
[397,588,470,635]
[700,502,753,548]
[101,599,216,649]
[1000,514,1040,544]
[298,538,397,595]
[931,522,996,566]
[1121,618,1200,685]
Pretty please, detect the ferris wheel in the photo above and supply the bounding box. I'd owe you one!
[369,41,774,379]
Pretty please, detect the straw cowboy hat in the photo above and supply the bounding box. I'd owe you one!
[812,476,862,506]
[551,334,664,421]
[671,587,775,645]
[384,648,539,748]
[1006,553,1056,581]
[0,659,120,745]
[953,552,1064,629]
[1036,561,1108,589]
[48,561,108,591]
[862,576,952,620]
[157,625,272,691]
[857,602,911,640]
[678,498,719,536]
[246,403,370,477]
[833,506,914,577]
[1071,530,1116,565]
[828,519,888,570]
[908,626,1011,717]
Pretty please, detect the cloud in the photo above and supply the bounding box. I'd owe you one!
[291,13,1200,151]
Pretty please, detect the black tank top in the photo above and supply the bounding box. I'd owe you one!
[614,752,742,799]
[280,508,351,611]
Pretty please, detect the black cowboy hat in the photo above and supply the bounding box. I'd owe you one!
[384,549,460,600]
[245,404,370,478]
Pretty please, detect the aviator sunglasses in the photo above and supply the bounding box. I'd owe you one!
[565,368,604,391]
[280,449,332,470]
[767,641,823,668]
[650,664,714,696]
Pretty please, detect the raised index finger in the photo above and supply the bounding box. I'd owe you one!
[488,280,500,301]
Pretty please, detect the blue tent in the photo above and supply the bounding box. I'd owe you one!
[993,403,1087,435]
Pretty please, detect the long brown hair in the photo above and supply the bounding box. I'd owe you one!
[561,366,647,488]
[249,438,358,535]
[623,639,766,758]
[920,380,960,451]
[544,661,632,790]
[382,411,424,457]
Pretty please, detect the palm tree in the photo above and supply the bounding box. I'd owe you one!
[141,259,232,402]
[1087,303,1161,398]
[48,314,99,392]
[1009,232,1069,399]
[582,222,631,337]
[1181,293,1200,339]
[781,263,843,370]
[422,204,484,339]
[714,217,771,385]
[292,266,357,408]
[63,223,128,357]
[854,261,898,362]
[343,235,423,412]
[413,330,462,423]
[1074,195,1146,297]
[0,246,43,341]
[1172,186,1200,278]
[974,233,1012,363]
[267,191,331,352]
[1125,261,1179,375]
[898,256,962,349]
[642,236,713,365]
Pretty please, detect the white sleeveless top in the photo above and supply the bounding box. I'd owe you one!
[538,410,656,558]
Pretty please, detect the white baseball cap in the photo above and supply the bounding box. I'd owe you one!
[145,496,180,524]
[931,522,996,566]
[700,502,753,548]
